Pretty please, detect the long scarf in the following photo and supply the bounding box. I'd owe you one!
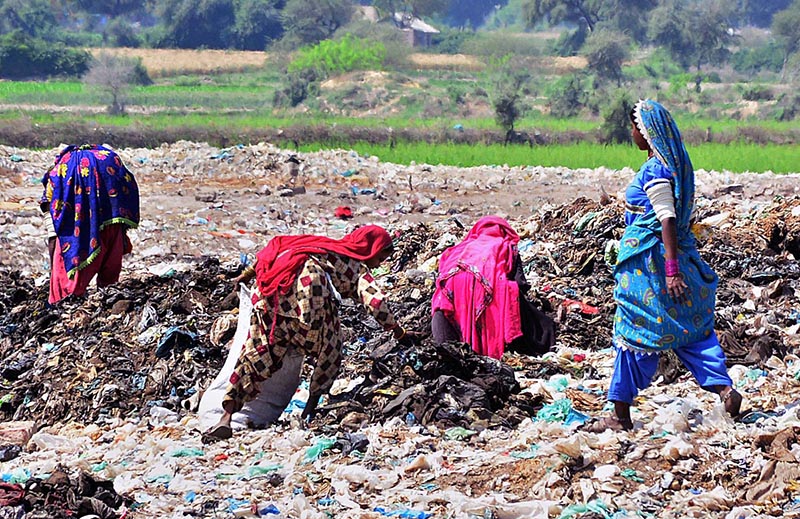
[431,216,522,359]
[617,99,695,265]
[42,144,139,278]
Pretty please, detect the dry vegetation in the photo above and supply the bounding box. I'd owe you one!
[88,47,270,77]
[407,52,485,71]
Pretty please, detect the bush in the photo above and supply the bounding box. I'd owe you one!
[273,68,320,108]
[600,92,633,144]
[130,59,153,86]
[105,18,143,48]
[432,29,476,54]
[731,41,784,76]
[333,21,410,69]
[740,85,773,101]
[548,74,586,118]
[552,28,587,57]
[288,33,385,78]
[0,31,91,79]
[774,93,800,121]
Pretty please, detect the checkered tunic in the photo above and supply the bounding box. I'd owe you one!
[223,253,397,412]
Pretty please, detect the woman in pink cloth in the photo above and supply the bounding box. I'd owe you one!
[431,216,554,359]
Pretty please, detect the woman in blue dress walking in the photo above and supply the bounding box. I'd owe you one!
[595,100,741,431]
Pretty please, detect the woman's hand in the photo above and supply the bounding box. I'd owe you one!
[666,274,688,303]
[393,325,422,346]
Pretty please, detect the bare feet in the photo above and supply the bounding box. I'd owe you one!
[721,387,742,418]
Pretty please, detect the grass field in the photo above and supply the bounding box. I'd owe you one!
[297,141,800,174]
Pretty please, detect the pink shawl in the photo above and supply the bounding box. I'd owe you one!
[431,216,522,359]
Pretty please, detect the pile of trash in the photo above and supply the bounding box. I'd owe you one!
[0,258,231,425]
[1,142,800,518]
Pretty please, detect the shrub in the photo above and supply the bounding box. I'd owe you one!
[774,93,800,121]
[432,29,477,54]
[334,21,411,69]
[740,85,774,101]
[0,31,91,79]
[105,18,143,48]
[273,68,320,108]
[288,33,385,78]
[731,41,784,76]
[548,74,586,118]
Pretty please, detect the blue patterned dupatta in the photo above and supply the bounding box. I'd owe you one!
[613,100,718,352]
[42,144,140,278]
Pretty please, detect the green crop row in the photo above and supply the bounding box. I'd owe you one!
[297,141,800,174]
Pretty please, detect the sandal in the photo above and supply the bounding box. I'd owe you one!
[735,409,776,424]
[201,424,233,444]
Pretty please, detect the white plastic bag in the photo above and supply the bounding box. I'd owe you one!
[197,284,303,430]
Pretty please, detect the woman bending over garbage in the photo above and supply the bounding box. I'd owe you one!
[431,216,555,359]
[40,144,139,305]
[590,100,741,431]
[203,225,416,441]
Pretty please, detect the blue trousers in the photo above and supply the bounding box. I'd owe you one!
[608,332,732,404]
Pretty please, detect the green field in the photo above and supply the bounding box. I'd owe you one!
[1,75,797,174]
[298,141,800,173]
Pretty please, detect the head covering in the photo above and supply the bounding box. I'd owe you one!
[41,144,140,278]
[254,225,392,299]
[431,216,522,359]
[631,99,694,236]
[617,100,695,267]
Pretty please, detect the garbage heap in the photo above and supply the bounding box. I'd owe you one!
[1,195,798,428]
[0,194,799,519]
[0,258,231,425]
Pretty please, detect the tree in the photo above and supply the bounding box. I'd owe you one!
[446,0,504,28]
[83,53,142,114]
[281,0,354,48]
[489,56,531,136]
[581,29,629,86]
[0,0,59,40]
[520,0,657,44]
[522,0,603,32]
[74,0,145,16]
[772,0,800,81]
[233,0,285,50]
[600,91,632,144]
[648,0,736,71]
[0,31,91,79]
[736,0,792,27]
[150,0,236,49]
[374,0,449,18]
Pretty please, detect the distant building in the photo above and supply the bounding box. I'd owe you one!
[392,12,440,48]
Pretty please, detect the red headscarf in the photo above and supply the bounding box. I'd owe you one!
[254,225,392,299]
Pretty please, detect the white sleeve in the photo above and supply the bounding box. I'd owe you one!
[644,178,676,221]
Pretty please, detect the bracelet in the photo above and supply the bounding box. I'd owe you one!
[395,327,406,340]
[665,259,679,277]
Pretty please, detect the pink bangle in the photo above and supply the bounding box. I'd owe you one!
[665,259,679,277]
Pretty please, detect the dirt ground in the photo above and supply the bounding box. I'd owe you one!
[1,141,798,273]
